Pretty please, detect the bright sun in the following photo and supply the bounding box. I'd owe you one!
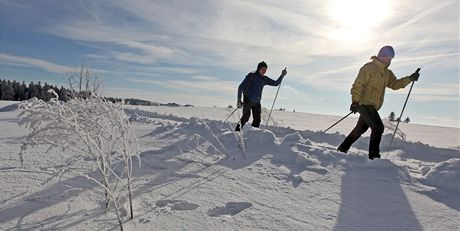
[328,0,391,43]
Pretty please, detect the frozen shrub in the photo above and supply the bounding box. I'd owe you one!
[18,93,140,230]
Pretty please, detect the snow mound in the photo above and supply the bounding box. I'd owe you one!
[0,98,62,111]
[124,108,188,122]
[280,132,309,146]
[128,113,157,123]
[294,151,321,166]
[421,158,460,191]
[0,103,19,112]
[243,126,276,148]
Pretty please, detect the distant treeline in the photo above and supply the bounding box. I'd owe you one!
[105,97,158,106]
[0,79,72,102]
[0,79,158,106]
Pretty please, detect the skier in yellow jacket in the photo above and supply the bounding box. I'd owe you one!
[337,46,420,159]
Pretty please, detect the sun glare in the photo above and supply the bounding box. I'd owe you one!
[328,0,391,43]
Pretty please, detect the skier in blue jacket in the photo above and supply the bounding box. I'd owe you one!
[235,61,287,131]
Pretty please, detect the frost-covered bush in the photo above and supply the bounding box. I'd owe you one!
[18,93,140,230]
[384,120,406,140]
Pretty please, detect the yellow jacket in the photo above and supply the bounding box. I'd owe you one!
[351,59,412,111]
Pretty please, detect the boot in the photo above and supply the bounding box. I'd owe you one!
[235,124,241,132]
[337,146,348,153]
[368,151,381,160]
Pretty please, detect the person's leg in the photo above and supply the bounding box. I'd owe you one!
[338,115,369,152]
[358,105,384,158]
[236,96,252,131]
[251,102,262,127]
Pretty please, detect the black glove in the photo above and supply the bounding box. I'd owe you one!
[237,99,243,108]
[280,68,287,77]
[409,71,420,81]
[350,102,359,114]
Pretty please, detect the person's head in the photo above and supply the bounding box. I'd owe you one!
[257,61,267,75]
[376,45,395,65]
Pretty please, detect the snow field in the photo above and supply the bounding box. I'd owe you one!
[0,101,458,230]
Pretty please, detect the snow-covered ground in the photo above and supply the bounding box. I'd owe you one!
[0,100,459,231]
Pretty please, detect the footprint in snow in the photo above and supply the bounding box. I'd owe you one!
[138,218,151,224]
[155,200,200,211]
[207,202,253,217]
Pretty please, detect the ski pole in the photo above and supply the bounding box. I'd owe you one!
[389,68,421,147]
[223,107,239,124]
[266,67,286,126]
[322,112,353,133]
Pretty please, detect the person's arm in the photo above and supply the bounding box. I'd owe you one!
[387,70,412,90]
[264,68,287,86]
[263,76,283,86]
[237,73,250,100]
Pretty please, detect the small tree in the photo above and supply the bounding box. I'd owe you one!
[28,82,39,99]
[58,86,71,102]
[17,81,27,101]
[404,117,410,123]
[389,112,396,121]
[67,65,103,98]
[18,93,139,230]
[0,79,3,99]
[383,120,407,140]
[1,82,14,100]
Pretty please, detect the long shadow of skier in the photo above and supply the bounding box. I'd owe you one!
[333,160,423,231]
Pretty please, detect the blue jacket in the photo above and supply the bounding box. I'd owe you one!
[237,71,283,103]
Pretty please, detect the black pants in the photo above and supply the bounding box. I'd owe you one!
[238,96,261,129]
[338,105,384,154]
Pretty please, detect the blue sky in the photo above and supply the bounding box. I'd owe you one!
[0,0,458,127]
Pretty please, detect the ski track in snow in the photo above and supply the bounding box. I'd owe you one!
[0,102,459,231]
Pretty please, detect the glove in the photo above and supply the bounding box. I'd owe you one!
[350,102,359,114]
[409,71,420,81]
[237,99,243,108]
[280,68,287,77]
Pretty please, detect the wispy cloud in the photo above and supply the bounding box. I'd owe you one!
[32,0,458,75]
[191,76,219,81]
[397,53,459,63]
[127,78,237,95]
[111,41,178,64]
[38,0,374,68]
[0,53,75,73]
[409,84,459,102]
